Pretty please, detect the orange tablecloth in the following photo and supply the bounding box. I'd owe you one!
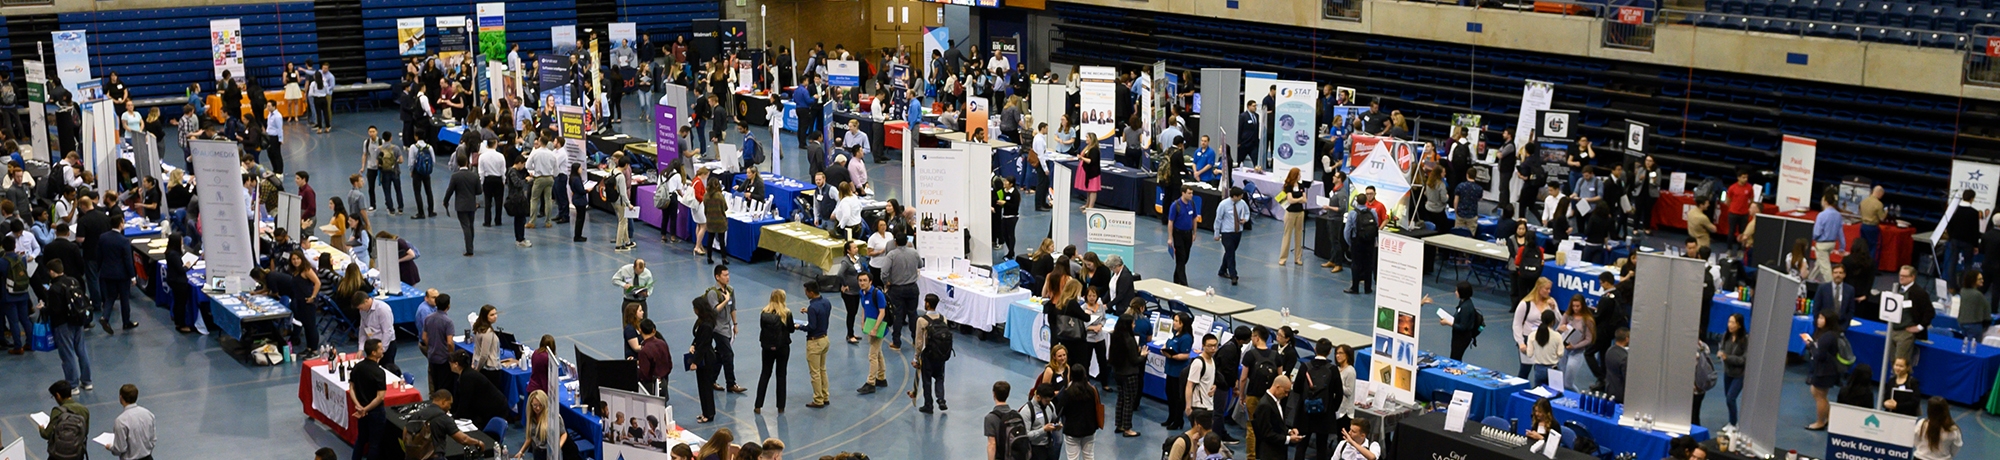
[207,90,308,121]
[298,354,422,444]
[1763,208,1914,272]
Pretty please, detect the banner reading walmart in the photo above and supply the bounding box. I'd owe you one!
[476,3,506,60]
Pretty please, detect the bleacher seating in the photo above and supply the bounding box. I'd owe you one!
[1051,2,1987,228]
[621,0,720,44]
[58,2,319,118]
[1689,0,1995,48]
[0,17,12,75]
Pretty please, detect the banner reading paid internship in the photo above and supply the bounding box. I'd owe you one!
[1777,135,1818,212]
[1271,80,1318,175]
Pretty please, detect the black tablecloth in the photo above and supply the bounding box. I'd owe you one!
[1052,159,1154,214]
[1313,211,1343,262]
[1188,183,1221,231]
[830,111,887,157]
[381,402,500,460]
[735,93,774,126]
[1393,411,1596,460]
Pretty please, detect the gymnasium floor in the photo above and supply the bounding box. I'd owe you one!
[0,106,1992,459]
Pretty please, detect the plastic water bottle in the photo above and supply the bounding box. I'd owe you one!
[1281,307,1292,323]
[1206,286,1215,297]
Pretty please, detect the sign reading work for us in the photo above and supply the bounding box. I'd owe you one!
[1826,403,1914,460]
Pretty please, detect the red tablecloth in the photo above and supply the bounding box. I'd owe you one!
[884,120,907,149]
[1651,192,1695,230]
[1762,208,1914,272]
[299,354,423,444]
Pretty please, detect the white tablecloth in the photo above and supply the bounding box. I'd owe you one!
[919,270,1029,331]
[307,362,403,431]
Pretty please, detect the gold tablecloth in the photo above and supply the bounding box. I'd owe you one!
[758,222,844,272]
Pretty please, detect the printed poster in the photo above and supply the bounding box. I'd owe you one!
[655,105,680,172]
[1079,65,1117,140]
[52,30,90,94]
[209,19,245,83]
[1346,134,1417,209]
[190,140,256,288]
[965,96,990,140]
[1083,209,1136,269]
[914,147,970,261]
[551,25,578,55]
[609,22,637,51]
[828,60,861,87]
[437,16,469,64]
[1271,80,1318,175]
[476,3,506,60]
[1516,80,1555,145]
[397,18,427,56]
[1947,159,2000,214]
[1371,233,1426,403]
[23,60,49,161]
[559,105,586,164]
[1825,404,1915,460]
[601,388,677,459]
[537,55,571,109]
[1777,135,1817,212]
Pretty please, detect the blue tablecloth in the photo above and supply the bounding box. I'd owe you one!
[993,146,1024,181]
[122,210,162,238]
[1503,391,1708,460]
[1844,318,2000,404]
[380,284,425,324]
[454,341,530,414]
[1542,261,1618,309]
[1052,159,1152,213]
[439,126,464,145]
[726,215,786,262]
[209,293,290,340]
[733,174,815,221]
[1355,349,1528,420]
[1708,294,1812,354]
[1443,210,1502,239]
[560,388,605,460]
[1005,299,1045,358]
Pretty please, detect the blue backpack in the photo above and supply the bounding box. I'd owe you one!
[409,144,435,176]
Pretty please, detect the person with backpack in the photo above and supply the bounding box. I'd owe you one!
[1342,193,1379,295]
[1691,340,1717,426]
[0,235,32,354]
[1057,364,1104,460]
[1185,334,1219,436]
[1437,281,1483,361]
[986,381,1035,460]
[40,380,90,460]
[1164,409,1214,460]
[43,258,92,391]
[408,140,437,219]
[914,293,951,414]
[1292,339,1343,460]
[1803,308,1847,431]
[374,131,406,216]
[1237,327,1278,459]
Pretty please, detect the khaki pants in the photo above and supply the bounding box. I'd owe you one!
[1890,329,1917,364]
[1244,394,1263,460]
[868,335,886,383]
[1813,241,1836,282]
[807,336,830,404]
[530,176,556,225]
[1456,216,1479,233]
[1279,211,1306,262]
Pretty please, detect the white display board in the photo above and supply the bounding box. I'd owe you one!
[276,192,302,244]
[375,236,401,295]
[209,19,246,83]
[1347,135,1416,214]
[828,60,861,88]
[1516,80,1555,146]
[551,25,578,55]
[1947,159,2000,215]
[1078,66,1117,140]
[52,30,90,93]
[1370,233,1426,404]
[191,140,256,290]
[609,22,637,54]
[915,147,970,265]
[23,60,49,162]
[1052,161,1073,251]
[1826,404,1916,460]
[1271,80,1318,175]
[1777,135,1818,213]
[1031,83,1060,135]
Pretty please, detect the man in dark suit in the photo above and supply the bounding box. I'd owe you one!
[1815,264,1858,323]
[448,350,507,433]
[97,218,137,330]
[1237,101,1259,169]
[1605,328,1630,402]
[1252,374,1303,460]
[441,155,483,256]
[1890,265,1935,363]
[1106,255,1136,314]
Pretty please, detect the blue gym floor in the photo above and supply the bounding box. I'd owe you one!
[0,105,1993,460]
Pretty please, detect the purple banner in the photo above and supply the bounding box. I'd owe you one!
[655,105,680,172]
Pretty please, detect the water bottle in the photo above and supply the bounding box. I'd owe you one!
[1205,286,1215,297]
[1281,307,1291,323]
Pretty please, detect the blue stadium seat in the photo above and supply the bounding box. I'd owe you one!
[1748,0,1770,16]
[1805,22,1834,36]
[1860,1,1889,23]
[1813,1,1839,20]
[1923,32,1961,48]
[1886,4,1914,27]
[1837,1,1862,21]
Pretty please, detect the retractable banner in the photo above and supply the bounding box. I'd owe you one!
[1271,80,1318,175]
[915,147,971,264]
[1947,159,2000,214]
[23,61,48,161]
[559,105,586,163]
[1079,66,1116,140]
[922,27,949,76]
[209,19,246,83]
[437,16,469,65]
[52,30,90,93]
[551,25,578,55]
[609,22,637,49]
[191,140,256,291]
[537,55,570,108]
[1371,233,1426,404]
[476,3,506,60]
[1084,209,1136,272]
[1516,80,1554,145]
[828,60,860,88]
[1777,135,1818,212]
[398,18,427,56]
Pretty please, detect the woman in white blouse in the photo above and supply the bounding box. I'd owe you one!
[1513,277,1561,377]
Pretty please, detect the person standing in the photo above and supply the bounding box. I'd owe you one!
[856,272,890,393]
[422,293,457,393]
[1252,375,1304,460]
[702,185,727,264]
[703,265,747,394]
[40,381,89,460]
[1344,193,1380,295]
[1861,185,1888,259]
[375,132,406,216]
[1168,188,1198,285]
[914,294,951,414]
[613,259,655,306]
[478,140,506,227]
[1724,171,1754,249]
[97,219,137,330]
[635,320,673,397]
[443,155,481,256]
[1277,169,1309,266]
[1215,187,1249,285]
[1943,190,1982,287]
[1812,193,1849,282]
[1238,101,1260,169]
[43,261,92,391]
[1717,313,1748,425]
[1293,340,1342,460]
[356,295,397,368]
[527,135,562,228]
[347,339,388,460]
[1439,281,1481,361]
[755,289,797,413]
[1913,396,1962,460]
[1185,334,1219,440]
[104,384,154,460]
[1057,366,1103,460]
[313,62,335,133]
[1889,265,1936,363]
[408,139,437,219]
[994,177,1021,259]
[882,235,922,350]
[690,302,721,424]
[801,283,833,408]
[1161,313,1194,430]
[1109,299,1146,438]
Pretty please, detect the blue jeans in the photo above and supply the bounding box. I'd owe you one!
[379,172,405,212]
[1,298,28,346]
[1723,374,1745,425]
[53,324,90,386]
[1531,364,1553,387]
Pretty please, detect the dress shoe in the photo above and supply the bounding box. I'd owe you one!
[1343,289,1360,294]
[857,385,877,395]
[874,380,888,388]
[728,385,747,393]
[100,320,113,334]
[918,406,933,414]
[574,237,589,242]
[123,322,139,330]
[806,401,827,408]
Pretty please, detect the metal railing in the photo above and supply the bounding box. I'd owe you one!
[1326,0,1365,21]
[1967,25,2000,87]
[1602,3,1663,51]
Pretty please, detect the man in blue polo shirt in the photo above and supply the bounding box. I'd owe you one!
[1453,170,1484,233]
[856,272,890,394]
[1169,188,1199,285]
[1192,135,1219,185]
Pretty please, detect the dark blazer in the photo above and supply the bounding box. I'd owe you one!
[1604,346,1629,402]
[35,238,86,295]
[453,368,507,426]
[95,230,134,280]
[1108,268,1137,312]
[1985,228,2000,285]
[1108,314,1145,377]
[1251,391,1292,460]
[444,169,482,213]
[1056,383,1102,438]
[1894,283,1937,341]
[1881,374,1923,416]
[1814,282,1857,324]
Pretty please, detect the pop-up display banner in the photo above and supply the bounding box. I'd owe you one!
[476,3,506,60]
[1079,66,1117,141]
[1370,233,1426,404]
[1777,135,1818,212]
[53,30,90,94]
[191,140,256,291]
[1516,80,1554,145]
[398,18,427,56]
[209,19,245,83]
[1739,267,1802,456]
[24,60,49,161]
[1271,80,1318,175]
[915,146,972,265]
[1826,403,1915,460]
[1622,253,1707,435]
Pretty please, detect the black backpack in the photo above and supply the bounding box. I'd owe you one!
[1353,208,1379,245]
[923,315,954,364]
[49,276,91,326]
[992,406,1032,460]
[1161,432,1195,460]
[45,405,88,460]
[1246,351,1280,393]
[1300,362,1336,414]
